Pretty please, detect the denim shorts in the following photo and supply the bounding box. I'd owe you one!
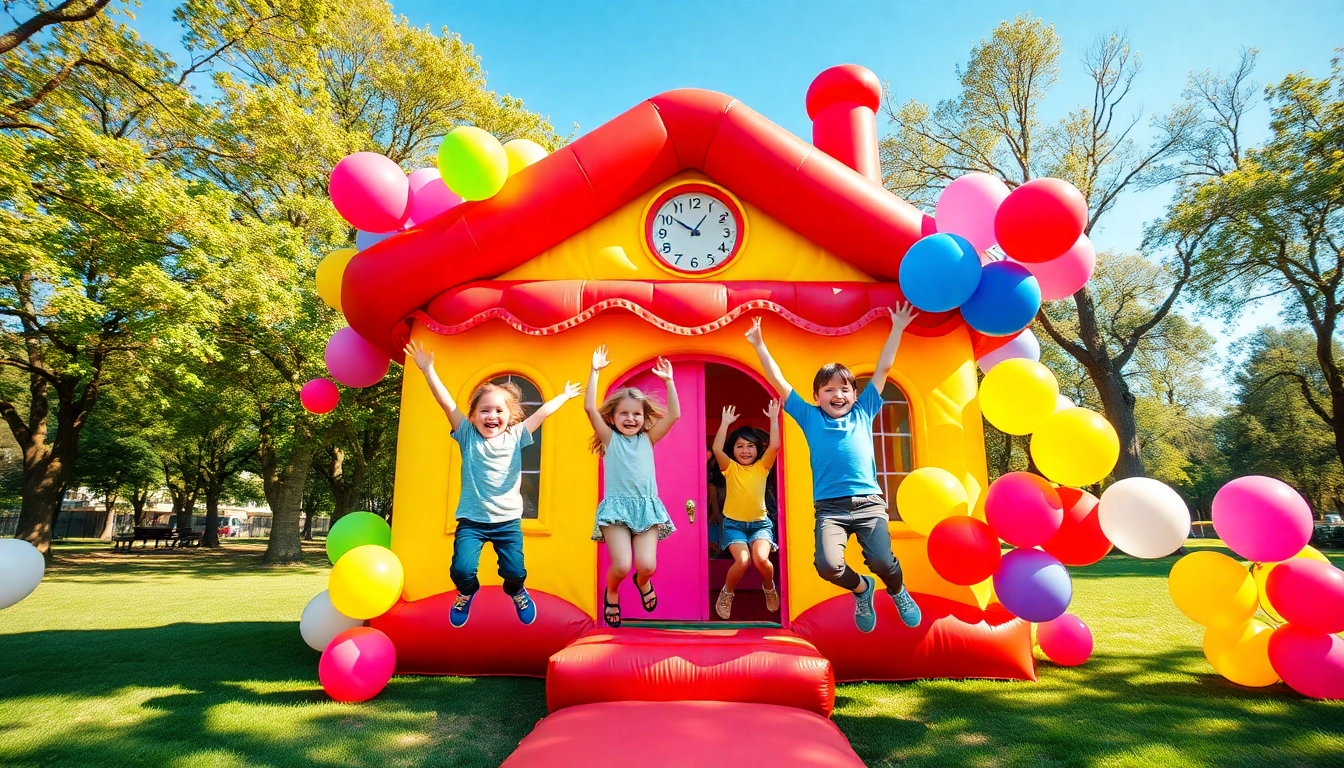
[722,518,777,549]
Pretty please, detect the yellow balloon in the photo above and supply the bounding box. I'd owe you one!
[328,544,404,620]
[1029,407,1120,487]
[896,466,969,536]
[979,359,1059,435]
[1169,551,1259,628]
[1251,545,1332,622]
[1202,620,1279,687]
[316,248,356,313]
[503,139,549,176]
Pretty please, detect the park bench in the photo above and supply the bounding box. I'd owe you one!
[111,526,182,550]
[174,528,203,548]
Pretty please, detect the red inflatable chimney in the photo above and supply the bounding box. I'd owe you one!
[806,64,883,184]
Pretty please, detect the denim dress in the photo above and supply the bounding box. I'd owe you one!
[591,432,675,541]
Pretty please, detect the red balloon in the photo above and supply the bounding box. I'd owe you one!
[927,516,1002,586]
[319,626,397,702]
[1037,613,1093,666]
[1040,488,1113,566]
[300,378,340,415]
[1267,623,1344,700]
[985,472,1063,548]
[993,178,1088,263]
[1265,559,1344,635]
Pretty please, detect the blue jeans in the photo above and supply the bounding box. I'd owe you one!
[722,518,777,549]
[450,518,526,596]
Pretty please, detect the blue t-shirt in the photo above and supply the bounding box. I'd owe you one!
[784,382,884,500]
[451,423,535,523]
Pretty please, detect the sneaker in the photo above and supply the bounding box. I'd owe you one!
[449,592,473,628]
[715,588,734,620]
[853,575,877,633]
[511,588,538,625]
[763,584,780,613]
[890,586,922,628]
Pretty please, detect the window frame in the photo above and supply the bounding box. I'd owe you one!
[856,375,915,523]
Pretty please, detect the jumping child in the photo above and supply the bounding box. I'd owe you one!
[404,339,582,629]
[711,401,782,620]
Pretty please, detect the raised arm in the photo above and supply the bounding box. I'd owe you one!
[745,318,793,399]
[522,380,583,435]
[585,346,613,447]
[403,340,464,431]
[871,302,917,388]
[711,405,739,472]
[646,357,681,445]
[760,399,782,469]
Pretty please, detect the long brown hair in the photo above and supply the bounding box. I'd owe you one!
[467,382,526,427]
[589,387,666,455]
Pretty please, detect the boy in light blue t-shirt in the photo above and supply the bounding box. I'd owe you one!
[746,305,923,633]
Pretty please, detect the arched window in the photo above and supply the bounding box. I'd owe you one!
[490,374,543,519]
[857,377,913,520]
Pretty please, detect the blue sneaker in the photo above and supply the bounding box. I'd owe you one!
[511,588,538,625]
[449,592,473,628]
[853,575,877,633]
[891,586,922,628]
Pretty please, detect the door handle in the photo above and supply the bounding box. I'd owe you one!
[686,499,696,523]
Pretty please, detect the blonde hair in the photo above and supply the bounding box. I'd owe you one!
[589,387,666,455]
[467,382,526,427]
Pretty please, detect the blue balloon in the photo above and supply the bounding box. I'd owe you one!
[355,229,395,251]
[960,261,1041,336]
[993,547,1072,622]
[897,233,983,312]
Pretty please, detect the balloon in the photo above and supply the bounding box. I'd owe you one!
[329,152,411,233]
[404,168,463,228]
[985,472,1064,547]
[328,544,404,620]
[1097,477,1191,559]
[1211,476,1313,563]
[1041,488,1112,566]
[327,511,393,565]
[319,626,397,702]
[1168,551,1258,628]
[300,378,340,415]
[0,538,45,610]
[993,178,1088,263]
[920,213,937,237]
[927,516,1002,586]
[1054,394,1074,412]
[934,172,1011,253]
[325,327,390,389]
[1020,234,1096,301]
[1203,620,1279,687]
[978,358,1058,435]
[355,229,395,251]
[895,467,969,536]
[976,329,1040,372]
[316,248,357,312]
[1267,623,1344,700]
[1252,546,1332,622]
[993,548,1072,623]
[438,126,509,201]
[1030,408,1120,487]
[300,590,363,652]
[1265,559,1344,634]
[1037,613,1093,666]
[897,234,983,312]
[960,261,1041,337]
[503,139,549,176]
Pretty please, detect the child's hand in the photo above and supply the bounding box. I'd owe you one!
[764,399,781,421]
[652,357,673,382]
[745,317,764,347]
[403,339,434,371]
[721,405,739,426]
[889,301,917,332]
[592,345,610,371]
[562,381,583,400]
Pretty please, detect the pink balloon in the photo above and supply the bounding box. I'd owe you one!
[1037,613,1093,666]
[300,378,339,414]
[1021,234,1096,301]
[319,626,397,702]
[986,472,1065,547]
[994,178,1088,263]
[325,327,390,389]
[1267,623,1344,700]
[920,213,937,237]
[404,168,463,228]
[1265,559,1344,634]
[935,172,1011,253]
[976,329,1040,372]
[1212,476,1314,562]
[330,152,410,234]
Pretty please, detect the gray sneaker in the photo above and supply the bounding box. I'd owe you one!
[891,586,922,628]
[853,575,877,633]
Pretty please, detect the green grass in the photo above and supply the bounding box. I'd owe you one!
[0,539,1341,767]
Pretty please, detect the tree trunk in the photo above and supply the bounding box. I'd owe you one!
[202,486,222,548]
[302,509,313,540]
[261,443,315,564]
[99,498,117,541]
[15,460,63,557]
[1093,368,1145,480]
[132,492,150,525]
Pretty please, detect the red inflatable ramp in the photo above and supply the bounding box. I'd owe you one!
[546,628,835,716]
[501,701,864,768]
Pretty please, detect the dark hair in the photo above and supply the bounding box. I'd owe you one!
[812,363,857,396]
[726,426,768,465]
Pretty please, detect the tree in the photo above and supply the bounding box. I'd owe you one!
[313,372,400,523]
[0,0,110,57]
[71,410,159,540]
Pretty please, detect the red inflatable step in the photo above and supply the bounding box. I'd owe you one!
[546,628,835,716]
[501,701,864,768]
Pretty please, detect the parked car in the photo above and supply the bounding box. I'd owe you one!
[1325,513,1342,524]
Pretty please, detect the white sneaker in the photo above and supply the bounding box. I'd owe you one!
[763,584,780,613]
[715,588,734,619]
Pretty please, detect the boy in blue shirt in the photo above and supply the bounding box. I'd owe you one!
[746,305,922,632]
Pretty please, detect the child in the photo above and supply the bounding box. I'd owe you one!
[404,339,582,628]
[585,346,680,628]
[711,401,782,620]
[745,305,923,633]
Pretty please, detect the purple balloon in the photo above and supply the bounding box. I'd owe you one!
[404,168,463,228]
[993,547,1072,622]
[355,230,395,252]
[976,329,1040,372]
[325,327,390,389]
[329,152,410,234]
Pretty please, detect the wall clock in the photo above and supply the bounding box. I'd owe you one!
[643,183,745,275]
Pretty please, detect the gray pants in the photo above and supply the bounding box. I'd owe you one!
[813,495,903,593]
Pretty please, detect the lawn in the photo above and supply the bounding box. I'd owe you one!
[0,540,1341,768]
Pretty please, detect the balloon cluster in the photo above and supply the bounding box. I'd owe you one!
[1168,476,1344,699]
[900,174,1094,339]
[299,512,405,702]
[0,539,45,611]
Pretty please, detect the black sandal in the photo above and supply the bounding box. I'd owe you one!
[633,574,658,612]
[603,591,622,628]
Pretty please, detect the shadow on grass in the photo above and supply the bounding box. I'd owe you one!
[43,542,333,584]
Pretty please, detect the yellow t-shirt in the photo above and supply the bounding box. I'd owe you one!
[722,460,771,522]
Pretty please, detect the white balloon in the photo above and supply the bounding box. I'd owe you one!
[1098,478,1191,559]
[300,590,363,651]
[976,329,1041,372]
[0,538,46,610]
[1055,394,1075,412]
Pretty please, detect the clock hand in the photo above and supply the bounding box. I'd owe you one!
[691,215,707,235]
[672,217,696,232]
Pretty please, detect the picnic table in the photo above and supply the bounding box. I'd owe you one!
[112,526,204,550]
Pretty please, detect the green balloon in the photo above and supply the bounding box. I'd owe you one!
[437,126,509,201]
[327,511,391,565]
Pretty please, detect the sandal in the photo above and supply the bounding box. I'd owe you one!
[633,574,658,612]
[603,590,622,628]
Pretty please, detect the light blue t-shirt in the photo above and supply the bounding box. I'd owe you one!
[784,382,884,500]
[451,423,535,523]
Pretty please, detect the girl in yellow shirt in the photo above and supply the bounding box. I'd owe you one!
[712,401,781,619]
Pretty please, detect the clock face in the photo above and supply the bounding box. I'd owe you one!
[645,185,744,275]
